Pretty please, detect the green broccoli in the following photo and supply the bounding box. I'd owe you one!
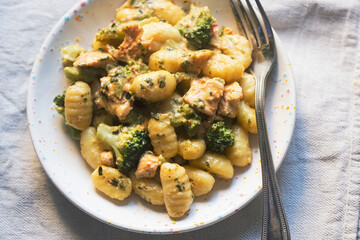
[107,60,148,87]
[95,21,125,46]
[53,92,81,140]
[64,66,106,83]
[176,5,215,49]
[170,102,201,137]
[53,91,66,114]
[60,44,85,67]
[97,123,151,173]
[206,121,234,153]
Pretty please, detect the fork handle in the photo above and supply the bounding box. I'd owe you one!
[255,73,291,240]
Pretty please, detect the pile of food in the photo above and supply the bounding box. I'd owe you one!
[53,0,257,219]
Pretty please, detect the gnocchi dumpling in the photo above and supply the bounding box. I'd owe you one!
[237,100,257,134]
[149,0,185,25]
[91,166,132,201]
[149,49,213,74]
[148,114,178,159]
[129,171,164,205]
[239,72,256,107]
[122,0,185,25]
[225,124,252,167]
[142,22,183,52]
[202,53,245,83]
[189,152,234,179]
[131,70,177,102]
[65,81,93,130]
[80,127,102,169]
[184,166,215,197]
[160,163,193,218]
[178,139,206,160]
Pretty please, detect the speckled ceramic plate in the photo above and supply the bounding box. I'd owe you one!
[27,0,296,234]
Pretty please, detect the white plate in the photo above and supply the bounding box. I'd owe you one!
[27,0,296,234]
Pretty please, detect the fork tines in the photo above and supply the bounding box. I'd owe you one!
[230,0,274,50]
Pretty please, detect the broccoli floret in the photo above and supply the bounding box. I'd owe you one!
[53,92,81,140]
[170,103,201,137]
[97,123,151,173]
[60,44,85,67]
[53,91,66,114]
[64,66,106,83]
[95,21,125,46]
[206,121,234,153]
[109,60,148,85]
[177,5,215,49]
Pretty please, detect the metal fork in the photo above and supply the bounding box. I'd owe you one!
[230,1,291,239]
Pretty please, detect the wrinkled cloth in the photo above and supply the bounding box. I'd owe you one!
[0,0,359,239]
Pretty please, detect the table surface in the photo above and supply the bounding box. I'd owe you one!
[0,0,359,239]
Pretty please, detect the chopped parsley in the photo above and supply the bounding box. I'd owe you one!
[110,178,119,187]
[98,166,103,176]
[176,184,183,192]
[158,76,166,88]
[181,60,191,71]
[110,178,126,190]
[205,161,210,168]
[145,77,154,86]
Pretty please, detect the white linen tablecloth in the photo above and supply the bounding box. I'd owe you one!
[0,0,359,239]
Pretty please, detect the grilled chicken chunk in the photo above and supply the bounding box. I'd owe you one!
[218,81,243,118]
[135,152,160,179]
[73,51,116,68]
[183,78,224,116]
[110,24,150,62]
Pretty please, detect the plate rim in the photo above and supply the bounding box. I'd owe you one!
[27,0,296,234]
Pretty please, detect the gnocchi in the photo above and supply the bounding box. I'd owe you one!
[190,152,234,179]
[178,139,206,160]
[129,171,164,205]
[237,100,258,134]
[202,53,245,83]
[91,166,132,201]
[225,124,252,167]
[160,163,193,218]
[80,127,102,169]
[148,114,178,159]
[184,166,215,196]
[239,72,256,107]
[65,81,93,130]
[131,70,177,102]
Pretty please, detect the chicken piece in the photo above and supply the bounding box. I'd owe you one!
[135,152,160,179]
[95,91,133,121]
[73,51,116,68]
[100,151,115,168]
[95,75,133,121]
[183,78,224,116]
[114,98,133,121]
[110,24,150,62]
[188,50,214,73]
[218,81,243,118]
